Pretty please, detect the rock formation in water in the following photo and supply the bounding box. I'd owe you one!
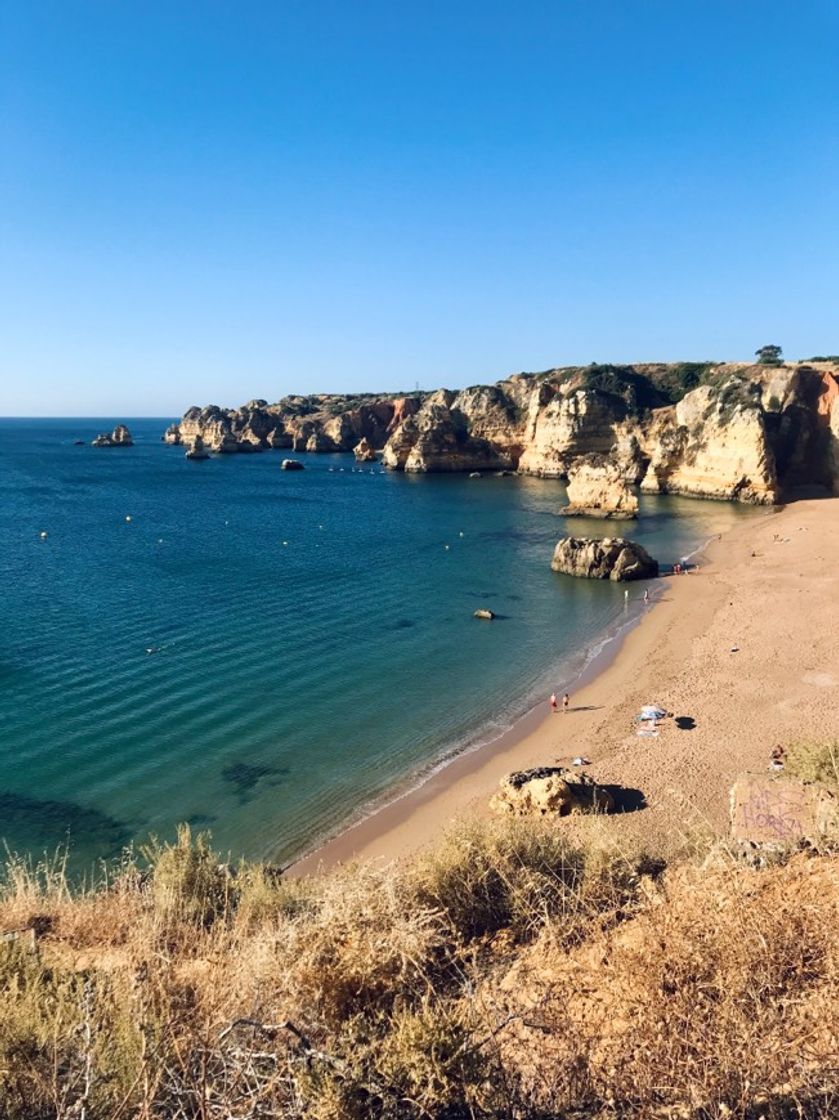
[353,437,377,462]
[185,436,210,460]
[167,394,421,457]
[562,455,639,518]
[551,537,659,581]
[167,361,839,504]
[92,425,133,447]
[490,767,614,816]
[281,459,304,471]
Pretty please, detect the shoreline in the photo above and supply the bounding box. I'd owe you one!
[289,507,805,876]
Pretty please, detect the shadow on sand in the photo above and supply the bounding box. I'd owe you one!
[602,785,647,813]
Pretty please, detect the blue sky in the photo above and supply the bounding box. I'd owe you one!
[1,1,837,415]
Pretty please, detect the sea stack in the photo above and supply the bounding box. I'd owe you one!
[353,437,377,462]
[562,455,638,519]
[551,537,658,581]
[91,424,133,447]
[185,436,210,460]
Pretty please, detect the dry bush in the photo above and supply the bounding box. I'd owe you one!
[0,819,835,1118]
[492,852,839,1118]
[785,740,839,791]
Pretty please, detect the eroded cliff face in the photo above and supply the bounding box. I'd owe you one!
[168,362,839,504]
[639,384,777,504]
[171,395,422,455]
[563,456,639,518]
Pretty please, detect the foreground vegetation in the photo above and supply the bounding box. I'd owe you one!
[0,814,836,1119]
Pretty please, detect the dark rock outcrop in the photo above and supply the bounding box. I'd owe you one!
[92,425,133,447]
[551,537,658,581]
[281,459,305,471]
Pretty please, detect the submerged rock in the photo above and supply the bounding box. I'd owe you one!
[281,458,305,471]
[490,767,614,817]
[91,425,133,447]
[551,537,658,581]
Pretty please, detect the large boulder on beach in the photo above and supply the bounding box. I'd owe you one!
[563,456,638,519]
[490,767,614,817]
[92,424,133,447]
[551,537,658,581]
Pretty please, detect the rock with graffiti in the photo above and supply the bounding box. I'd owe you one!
[730,774,837,848]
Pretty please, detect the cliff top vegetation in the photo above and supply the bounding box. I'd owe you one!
[0,797,836,1119]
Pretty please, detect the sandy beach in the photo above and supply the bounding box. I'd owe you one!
[292,497,839,874]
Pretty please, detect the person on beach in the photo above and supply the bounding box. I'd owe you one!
[644,588,649,602]
[624,588,629,602]
[550,692,558,713]
[562,692,570,714]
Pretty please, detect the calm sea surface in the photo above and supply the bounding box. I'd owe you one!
[0,418,759,869]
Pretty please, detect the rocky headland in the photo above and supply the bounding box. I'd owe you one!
[165,360,839,504]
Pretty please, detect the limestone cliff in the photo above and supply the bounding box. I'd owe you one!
[169,394,423,455]
[563,455,638,518]
[168,361,839,504]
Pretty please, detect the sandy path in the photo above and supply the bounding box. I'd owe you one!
[291,498,839,873]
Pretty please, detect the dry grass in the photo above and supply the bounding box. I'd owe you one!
[784,740,839,792]
[0,819,835,1118]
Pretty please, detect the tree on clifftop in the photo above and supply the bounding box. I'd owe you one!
[755,344,783,365]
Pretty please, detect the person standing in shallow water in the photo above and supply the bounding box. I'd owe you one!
[562,692,570,714]
[550,692,558,713]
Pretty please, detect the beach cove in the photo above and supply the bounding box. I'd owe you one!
[0,418,757,870]
[293,496,839,872]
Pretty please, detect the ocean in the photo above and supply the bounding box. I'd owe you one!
[0,417,759,870]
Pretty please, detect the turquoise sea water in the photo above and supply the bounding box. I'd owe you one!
[1,418,759,870]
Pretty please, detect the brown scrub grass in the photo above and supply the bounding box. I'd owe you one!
[0,818,835,1119]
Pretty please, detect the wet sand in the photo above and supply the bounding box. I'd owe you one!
[291,497,839,873]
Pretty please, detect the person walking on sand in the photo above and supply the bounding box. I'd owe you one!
[562,692,570,714]
[644,588,649,603]
[550,692,558,713]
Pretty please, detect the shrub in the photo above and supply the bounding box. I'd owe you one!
[785,740,839,790]
[142,824,234,929]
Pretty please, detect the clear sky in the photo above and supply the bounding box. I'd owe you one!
[1,1,837,415]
